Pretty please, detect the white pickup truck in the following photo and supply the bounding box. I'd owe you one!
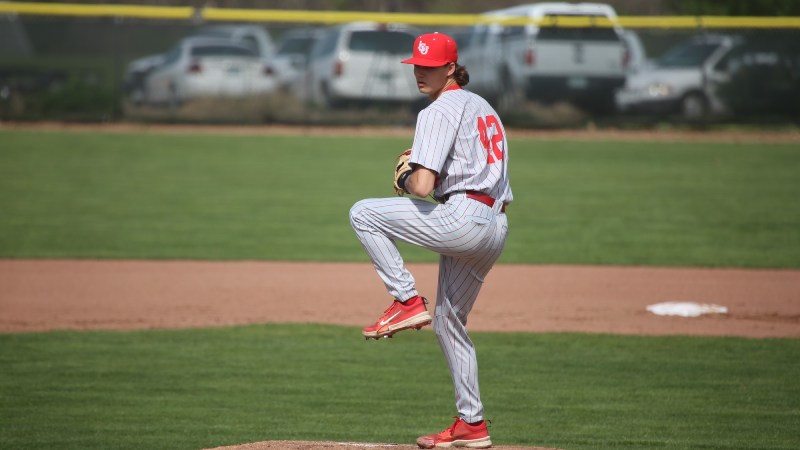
[458,2,630,113]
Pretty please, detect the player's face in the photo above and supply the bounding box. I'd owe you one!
[414,63,455,99]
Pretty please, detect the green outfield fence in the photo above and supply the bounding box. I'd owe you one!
[1,1,799,126]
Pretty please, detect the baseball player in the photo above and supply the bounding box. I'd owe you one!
[349,32,512,449]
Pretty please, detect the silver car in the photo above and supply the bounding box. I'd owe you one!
[302,22,421,108]
[615,34,742,119]
[123,52,166,105]
[269,27,325,87]
[143,36,278,106]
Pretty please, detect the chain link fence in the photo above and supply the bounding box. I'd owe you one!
[1,4,799,127]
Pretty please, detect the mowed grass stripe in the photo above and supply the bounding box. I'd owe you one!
[1,129,799,267]
[0,325,798,450]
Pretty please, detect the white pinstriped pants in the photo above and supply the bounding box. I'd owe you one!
[350,192,508,423]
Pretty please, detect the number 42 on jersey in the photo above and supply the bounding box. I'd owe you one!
[477,115,504,164]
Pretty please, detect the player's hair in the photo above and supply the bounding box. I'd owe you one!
[454,64,470,87]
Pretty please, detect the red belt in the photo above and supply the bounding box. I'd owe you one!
[466,191,508,213]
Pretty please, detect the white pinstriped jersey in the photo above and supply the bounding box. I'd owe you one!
[410,87,513,204]
[350,84,512,424]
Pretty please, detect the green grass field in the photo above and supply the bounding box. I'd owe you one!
[1,325,798,450]
[1,129,799,267]
[1,128,799,450]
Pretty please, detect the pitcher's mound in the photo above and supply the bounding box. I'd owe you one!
[205,441,561,450]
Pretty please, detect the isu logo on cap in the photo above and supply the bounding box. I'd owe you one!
[418,41,430,55]
[401,32,458,67]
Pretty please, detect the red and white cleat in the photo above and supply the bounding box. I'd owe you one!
[416,417,492,449]
[362,296,432,340]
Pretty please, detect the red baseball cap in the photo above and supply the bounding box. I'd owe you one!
[401,32,458,67]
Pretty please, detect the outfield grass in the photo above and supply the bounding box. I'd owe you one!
[1,129,799,267]
[1,325,798,450]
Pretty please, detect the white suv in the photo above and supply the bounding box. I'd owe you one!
[459,2,630,112]
[302,22,421,108]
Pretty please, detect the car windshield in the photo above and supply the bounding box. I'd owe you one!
[657,42,721,67]
[277,37,316,55]
[537,15,620,41]
[191,45,256,57]
[348,30,415,55]
[193,29,235,39]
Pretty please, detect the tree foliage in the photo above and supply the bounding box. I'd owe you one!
[669,0,800,16]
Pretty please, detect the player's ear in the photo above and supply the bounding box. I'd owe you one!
[446,62,456,77]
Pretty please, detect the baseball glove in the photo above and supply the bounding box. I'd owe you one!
[394,149,413,196]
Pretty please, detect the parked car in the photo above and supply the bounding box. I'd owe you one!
[302,22,421,108]
[268,27,325,87]
[124,24,275,106]
[123,53,166,105]
[714,37,800,118]
[190,24,276,64]
[143,36,278,106]
[458,2,630,113]
[614,34,742,120]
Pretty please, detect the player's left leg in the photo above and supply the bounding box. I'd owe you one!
[349,196,436,301]
[350,194,499,298]
[350,194,498,339]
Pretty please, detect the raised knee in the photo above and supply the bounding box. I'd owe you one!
[349,200,362,217]
[351,199,383,234]
[349,200,367,225]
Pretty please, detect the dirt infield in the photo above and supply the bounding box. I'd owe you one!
[2,260,798,337]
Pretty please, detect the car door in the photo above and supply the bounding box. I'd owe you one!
[344,29,417,100]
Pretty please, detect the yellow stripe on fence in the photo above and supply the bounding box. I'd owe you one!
[2,2,800,29]
[0,2,193,20]
[201,8,478,26]
[617,15,800,29]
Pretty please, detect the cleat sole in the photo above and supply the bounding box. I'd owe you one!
[361,310,432,340]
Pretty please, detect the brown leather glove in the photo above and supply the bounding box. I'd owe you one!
[393,149,412,196]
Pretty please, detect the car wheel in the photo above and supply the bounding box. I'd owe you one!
[142,85,156,106]
[129,87,145,107]
[319,82,341,109]
[168,84,182,110]
[681,93,708,121]
[496,67,523,114]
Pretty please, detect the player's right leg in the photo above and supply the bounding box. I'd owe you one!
[432,212,507,423]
